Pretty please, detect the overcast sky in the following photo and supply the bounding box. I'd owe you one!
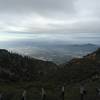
[0,0,100,43]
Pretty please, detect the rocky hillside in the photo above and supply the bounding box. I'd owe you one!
[56,48,100,84]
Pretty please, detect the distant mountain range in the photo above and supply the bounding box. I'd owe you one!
[8,43,99,64]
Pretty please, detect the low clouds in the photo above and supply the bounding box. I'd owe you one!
[0,33,100,45]
[0,0,100,33]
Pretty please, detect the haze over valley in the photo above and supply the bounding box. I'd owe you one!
[0,33,99,64]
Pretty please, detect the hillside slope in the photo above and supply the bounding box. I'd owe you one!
[56,48,100,84]
[0,48,100,85]
[0,49,100,100]
[0,49,58,82]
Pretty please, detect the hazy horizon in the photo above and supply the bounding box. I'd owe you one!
[0,32,99,64]
[0,0,100,63]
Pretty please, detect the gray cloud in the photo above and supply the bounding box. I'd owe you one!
[0,0,100,33]
[0,0,76,16]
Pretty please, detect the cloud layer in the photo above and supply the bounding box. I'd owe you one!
[0,0,100,33]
